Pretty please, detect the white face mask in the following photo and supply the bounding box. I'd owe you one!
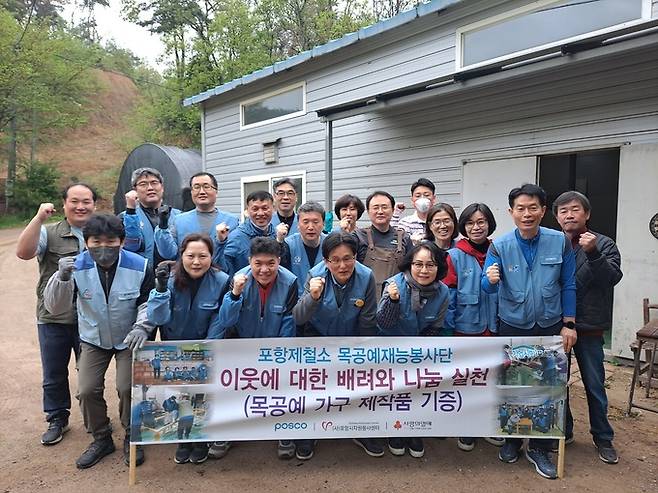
[415,197,431,213]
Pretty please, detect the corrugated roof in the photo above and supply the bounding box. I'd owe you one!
[183,0,464,106]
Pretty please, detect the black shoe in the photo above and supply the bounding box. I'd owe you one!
[388,438,406,456]
[457,437,475,452]
[295,440,316,460]
[123,435,144,466]
[593,439,618,464]
[407,437,424,458]
[41,418,69,446]
[189,443,210,464]
[498,440,522,463]
[174,443,193,464]
[353,438,385,458]
[76,437,116,469]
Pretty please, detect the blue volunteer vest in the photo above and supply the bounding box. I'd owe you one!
[308,261,373,336]
[448,248,498,334]
[379,272,449,336]
[230,265,297,338]
[223,220,276,275]
[174,208,239,243]
[73,250,147,350]
[122,205,181,268]
[285,233,325,296]
[493,227,565,329]
[147,268,229,340]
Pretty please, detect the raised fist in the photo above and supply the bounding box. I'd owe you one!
[57,256,76,281]
[125,190,138,209]
[158,205,172,229]
[232,273,249,297]
[216,222,230,242]
[387,280,400,301]
[275,223,289,242]
[37,203,56,222]
[309,276,326,300]
[486,263,500,285]
[155,262,171,292]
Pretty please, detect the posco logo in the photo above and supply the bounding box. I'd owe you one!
[274,422,308,431]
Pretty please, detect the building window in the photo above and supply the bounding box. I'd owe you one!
[240,171,306,217]
[240,83,306,129]
[457,0,649,70]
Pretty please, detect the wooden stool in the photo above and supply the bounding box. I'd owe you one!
[627,298,658,414]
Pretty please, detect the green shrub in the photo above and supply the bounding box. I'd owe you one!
[11,160,62,214]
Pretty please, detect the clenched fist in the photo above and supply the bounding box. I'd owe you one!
[486,263,500,284]
[37,203,56,223]
[579,231,597,253]
[387,280,400,301]
[232,273,249,297]
[309,276,326,300]
[125,190,138,209]
[216,222,230,242]
[275,223,289,242]
[339,217,355,233]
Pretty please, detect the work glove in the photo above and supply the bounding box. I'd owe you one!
[158,205,171,229]
[155,262,171,292]
[124,326,148,351]
[57,257,76,281]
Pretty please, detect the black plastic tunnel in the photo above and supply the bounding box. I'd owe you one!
[113,143,202,214]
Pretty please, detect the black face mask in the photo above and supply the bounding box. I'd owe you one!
[88,246,120,268]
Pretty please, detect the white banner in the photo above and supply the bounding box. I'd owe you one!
[130,337,567,444]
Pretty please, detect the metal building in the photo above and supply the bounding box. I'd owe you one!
[185,0,658,358]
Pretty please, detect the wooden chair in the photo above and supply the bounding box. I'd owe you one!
[627,298,658,414]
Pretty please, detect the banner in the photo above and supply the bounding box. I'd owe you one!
[130,336,567,444]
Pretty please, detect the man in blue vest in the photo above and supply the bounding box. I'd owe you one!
[554,190,622,465]
[222,191,277,276]
[280,201,326,296]
[155,172,238,268]
[482,183,577,480]
[16,183,97,446]
[210,237,298,461]
[270,177,299,235]
[121,167,181,271]
[43,213,155,470]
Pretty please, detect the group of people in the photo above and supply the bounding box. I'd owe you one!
[16,168,622,480]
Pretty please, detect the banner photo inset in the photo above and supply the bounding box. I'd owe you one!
[130,337,567,444]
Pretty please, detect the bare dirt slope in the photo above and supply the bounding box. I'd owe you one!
[0,232,656,493]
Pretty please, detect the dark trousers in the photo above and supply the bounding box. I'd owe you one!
[565,335,614,442]
[498,320,564,452]
[37,323,80,422]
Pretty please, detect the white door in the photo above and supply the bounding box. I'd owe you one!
[461,156,537,238]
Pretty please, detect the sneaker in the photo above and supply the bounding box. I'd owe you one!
[76,437,116,469]
[208,441,232,460]
[294,440,315,460]
[278,440,296,460]
[550,435,575,453]
[593,439,618,464]
[41,418,69,446]
[407,437,425,458]
[484,437,505,447]
[189,443,210,464]
[498,440,522,463]
[388,438,406,456]
[525,448,557,479]
[457,437,475,452]
[123,435,145,466]
[353,438,385,458]
[174,443,193,464]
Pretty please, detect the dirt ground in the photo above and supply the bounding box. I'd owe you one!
[0,230,656,493]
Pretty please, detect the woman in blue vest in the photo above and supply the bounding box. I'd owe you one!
[377,241,450,458]
[293,232,380,460]
[146,233,230,465]
[442,202,502,452]
[425,203,459,251]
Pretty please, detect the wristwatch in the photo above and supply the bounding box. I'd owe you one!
[563,321,575,330]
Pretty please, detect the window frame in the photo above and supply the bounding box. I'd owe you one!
[455,0,652,71]
[239,170,307,220]
[239,82,307,130]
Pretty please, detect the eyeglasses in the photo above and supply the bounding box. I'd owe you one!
[135,180,161,189]
[191,183,217,192]
[275,190,296,197]
[431,219,453,227]
[465,219,488,229]
[370,205,391,212]
[411,261,438,270]
[326,255,356,265]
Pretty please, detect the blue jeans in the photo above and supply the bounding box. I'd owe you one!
[565,335,614,442]
[37,323,80,422]
[498,320,563,452]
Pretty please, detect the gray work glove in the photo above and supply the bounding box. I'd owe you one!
[124,326,148,351]
[57,257,76,281]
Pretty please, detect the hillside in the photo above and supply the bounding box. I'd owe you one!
[39,69,141,209]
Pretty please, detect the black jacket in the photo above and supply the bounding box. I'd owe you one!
[574,231,623,332]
